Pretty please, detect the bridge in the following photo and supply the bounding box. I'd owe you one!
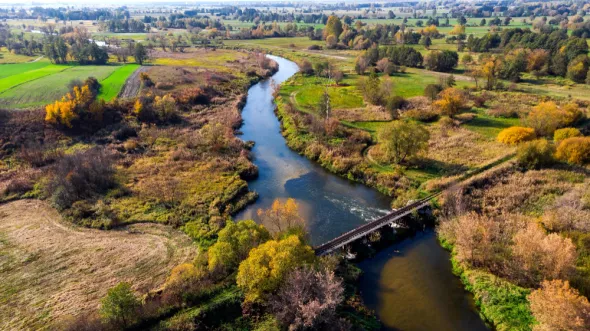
[314,192,442,256]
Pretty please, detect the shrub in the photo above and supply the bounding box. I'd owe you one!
[555,137,590,165]
[554,127,583,142]
[49,148,116,210]
[526,101,578,136]
[497,126,536,145]
[516,139,555,169]
[402,108,439,122]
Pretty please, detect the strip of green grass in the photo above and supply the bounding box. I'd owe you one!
[0,62,49,79]
[0,64,71,93]
[97,64,140,101]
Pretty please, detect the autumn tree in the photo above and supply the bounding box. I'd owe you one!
[567,55,590,83]
[163,263,211,306]
[377,120,430,164]
[529,280,590,331]
[511,223,577,286]
[497,126,536,145]
[355,55,369,75]
[433,88,466,117]
[236,235,316,302]
[45,84,95,128]
[376,58,392,74]
[270,266,345,329]
[100,282,140,328]
[208,220,271,272]
[527,101,575,136]
[257,198,306,238]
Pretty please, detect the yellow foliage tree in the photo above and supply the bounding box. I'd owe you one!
[421,25,440,37]
[44,84,94,128]
[527,101,573,136]
[433,88,466,117]
[236,235,315,302]
[449,24,466,35]
[133,99,143,115]
[555,137,590,165]
[257,198,306,237]
[497,126,536,145]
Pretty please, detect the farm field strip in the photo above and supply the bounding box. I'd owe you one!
[97,64,141,101]
[0,61,50,79]
[0,64,71,94]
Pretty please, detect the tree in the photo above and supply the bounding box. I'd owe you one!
[100,282,140,328]
[567,55,590,83]
[318,88,331,119]
[424,50,458,72]
[323,16,343,41]
[270,267,344,329]
[354,56,368,75]
[257,198,306,238]
[497,126,536,145]
[376,58,391,74]
[529,280,590,331]
[377,120,430,164]
[208,220,271,272]
[511,223,577,286]
[516,139,555,169]
[526,101,569,136]
[134,43,148,65]
[424,83,442,101]
[433,88,465,117]
[555,137,590,165]
[299,60,314,75]
[419,35,432,49]
[236,235,316,302]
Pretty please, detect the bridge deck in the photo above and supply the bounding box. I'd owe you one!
[314,193,441,256]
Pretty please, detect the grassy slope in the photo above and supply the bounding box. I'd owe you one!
[0,65,119,108]
[97,64,141,101]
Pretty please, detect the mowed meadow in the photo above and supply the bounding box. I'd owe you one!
[0,62,139,108]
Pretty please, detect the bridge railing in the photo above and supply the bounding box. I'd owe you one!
[314,192,441,255]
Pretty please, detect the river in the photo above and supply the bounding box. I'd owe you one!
[235,55,488,331]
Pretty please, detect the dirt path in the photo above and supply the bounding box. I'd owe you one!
[119,66,147,99]
[0,200,196,330]
[29,56,44,63]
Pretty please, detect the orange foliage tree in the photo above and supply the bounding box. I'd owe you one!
[45,85,94,128]
[257,198,306,238]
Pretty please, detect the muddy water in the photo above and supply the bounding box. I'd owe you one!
[235,55,488,331]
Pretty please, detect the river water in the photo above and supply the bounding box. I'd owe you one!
[235,55,488,331]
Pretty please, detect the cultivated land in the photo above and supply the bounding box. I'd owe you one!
[0,199,196,330]
[97,64,141,101]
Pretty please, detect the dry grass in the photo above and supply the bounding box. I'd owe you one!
[0,200,196,330]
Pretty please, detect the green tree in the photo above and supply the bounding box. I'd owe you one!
[323,16,343,41]
[100,282,140,328]
[134,43,148,65]
[419,35,432,49]
[567,55,590,83]
[378,120,430,164]
[208,220,271,272]
[236,235,316,302]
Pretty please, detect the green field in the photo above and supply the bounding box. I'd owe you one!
[0,65,121,108]
[97,64,140,101]
[0,61,50,79]
[0,64,71,93]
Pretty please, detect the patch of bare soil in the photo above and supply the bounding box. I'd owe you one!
[0,200,196,330]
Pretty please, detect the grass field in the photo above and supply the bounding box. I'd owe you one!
[0,199,195,330]
[0,47,41,64]
[0,61,50,79]
[0,64,71,94]
[0,65,120,108]
[97,64,141,101]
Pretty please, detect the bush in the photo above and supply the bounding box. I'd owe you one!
[529,280,590,331]
[49,148,116,210]
[402,108,439,122]
[555,137,590,165]
[433,88,466,117]
[100,282,140,328]
[516,139,555,169]
[497,126,536,145]
[554,127,582,142]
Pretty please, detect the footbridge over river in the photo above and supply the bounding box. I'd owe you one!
[314,192,442,256]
